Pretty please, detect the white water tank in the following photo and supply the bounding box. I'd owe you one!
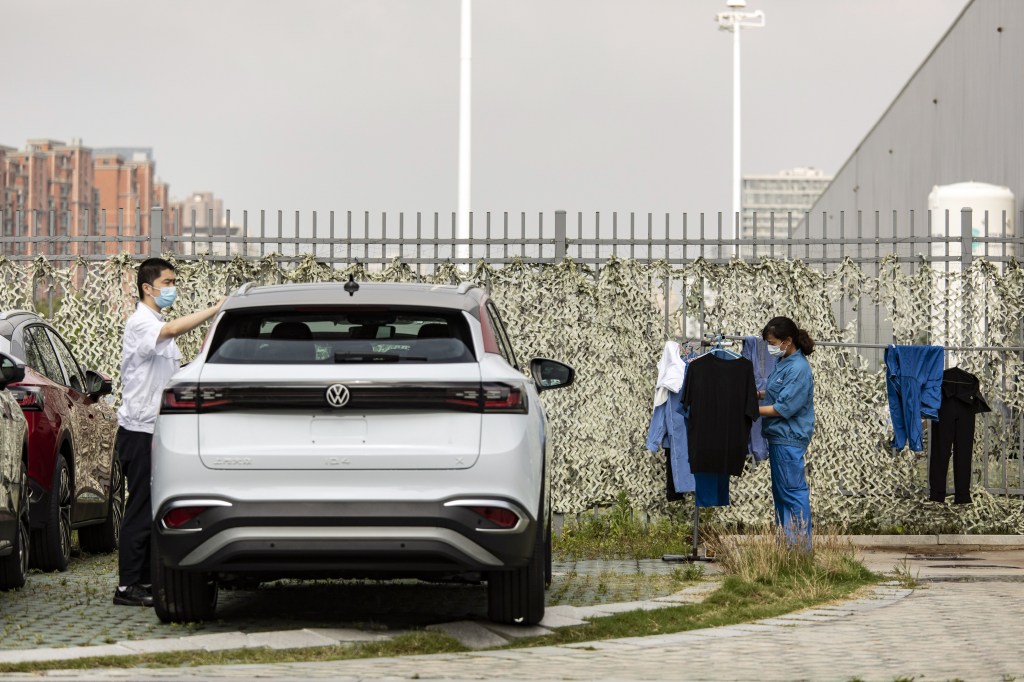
[928,182,1016,264]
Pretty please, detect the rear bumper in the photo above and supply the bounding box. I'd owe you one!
[153,497,538,579]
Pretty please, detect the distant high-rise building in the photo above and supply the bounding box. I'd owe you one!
[92,148,173,255]
[741,167,832,240]
[171,191,225,233]
[0,139,100,256]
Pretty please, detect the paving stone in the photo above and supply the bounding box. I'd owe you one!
[726,624,780,633]
[557,604,618,618]
[175,632,253,651]
[480,623,554,639]
[937,534,1024,547]
[537,613,588,628]
[542,604,594,620]
[838,534,938,547]
[425,621,509,650]
[117,638,213,654]
[0,644,135,663]
[572,599,669,614]
[304,628,397,643]
[244,629,342,650]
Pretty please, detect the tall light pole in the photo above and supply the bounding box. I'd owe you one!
[716,0,764,240]
[456,0,472,263]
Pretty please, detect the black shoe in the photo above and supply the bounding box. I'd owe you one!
[113,584,154,607]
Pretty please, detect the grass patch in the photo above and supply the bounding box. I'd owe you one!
[515,529,877,647]
[0,631,466,674]
[548,567,702,605]
[555,492,694,559]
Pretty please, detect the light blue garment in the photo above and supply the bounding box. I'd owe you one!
[884,345,944,452]
[645,386,696,494]
[768,442,812,549]
[742,335,777,462]
[761,349,815,447]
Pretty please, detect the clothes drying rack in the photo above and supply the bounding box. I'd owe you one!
[661,334,737,564]
[661,332,1024,564]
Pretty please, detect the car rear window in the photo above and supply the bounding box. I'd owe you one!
[206,306,476,364]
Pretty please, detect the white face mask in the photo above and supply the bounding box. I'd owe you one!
[767,341,788,358]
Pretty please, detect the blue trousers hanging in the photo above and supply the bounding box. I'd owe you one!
[768,442,812,549]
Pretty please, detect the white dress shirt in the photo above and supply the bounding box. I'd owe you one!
[117,303,182,433]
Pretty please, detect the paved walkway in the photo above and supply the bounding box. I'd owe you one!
[0,557,696,651]
[3,545,1023,680]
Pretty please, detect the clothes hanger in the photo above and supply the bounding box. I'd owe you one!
[701,334,741,359]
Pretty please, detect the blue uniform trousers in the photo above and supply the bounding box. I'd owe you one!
[768,442,812,549]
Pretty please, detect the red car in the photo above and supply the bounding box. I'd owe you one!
[0,311,122,572]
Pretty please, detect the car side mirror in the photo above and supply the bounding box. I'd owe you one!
[530,358,575,392]
[85,369,113,398]
[0,352,25,389]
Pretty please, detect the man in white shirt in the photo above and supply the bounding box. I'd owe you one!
[114,258,225,607]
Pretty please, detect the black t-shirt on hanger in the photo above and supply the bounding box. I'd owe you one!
[682,353,759,476]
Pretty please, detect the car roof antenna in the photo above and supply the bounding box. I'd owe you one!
[344,274,360,297]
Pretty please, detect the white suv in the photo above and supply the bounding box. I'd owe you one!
[151,280,574,625]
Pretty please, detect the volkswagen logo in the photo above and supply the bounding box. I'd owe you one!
[325,384,351,408]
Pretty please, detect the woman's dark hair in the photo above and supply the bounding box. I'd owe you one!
[762,316,815,356]
[137,257,175,300]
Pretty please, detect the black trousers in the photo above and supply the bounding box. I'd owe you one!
[929,401,975,504]
[116,427,153,586]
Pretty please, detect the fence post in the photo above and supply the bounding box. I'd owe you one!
[960,207,974,349]
[960,207,973,271]
[151,206,163,258]
[554,210,566,262]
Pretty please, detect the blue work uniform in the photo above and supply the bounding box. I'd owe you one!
[761,349,815,548]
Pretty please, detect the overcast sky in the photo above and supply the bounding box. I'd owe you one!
[2,0,968,219]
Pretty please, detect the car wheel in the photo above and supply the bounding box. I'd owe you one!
[152,535,218,623]
[487,521,547,626]
[78,457,124,554]
[30,454,72,572]
[0,462,30,590]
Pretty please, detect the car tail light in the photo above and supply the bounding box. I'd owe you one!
[8,385,44,411]
[162,506,207,529]
[445,383,527,414]
[470,506,520,529]
[161,384,232,414]
[482,384,524,412]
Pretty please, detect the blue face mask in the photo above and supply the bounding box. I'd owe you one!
[152,286,177,308]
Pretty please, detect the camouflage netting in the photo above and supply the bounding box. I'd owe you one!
[1,253,1022,533]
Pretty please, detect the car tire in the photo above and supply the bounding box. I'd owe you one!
[30,453,72,572]
[78,457,124,554]
[487,521,546,626]
[152,537,218,623]
[0,461,30,590]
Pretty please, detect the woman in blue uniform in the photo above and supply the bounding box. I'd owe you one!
[758,317,815,548]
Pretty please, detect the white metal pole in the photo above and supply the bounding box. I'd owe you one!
[732,22,741,242]
[456,0,472,262]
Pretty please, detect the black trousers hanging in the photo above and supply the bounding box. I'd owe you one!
[929,400,975,505]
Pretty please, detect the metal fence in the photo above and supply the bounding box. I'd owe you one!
[8,204,1020,343]
[2,206,1023,501]
[2,205,1021,262]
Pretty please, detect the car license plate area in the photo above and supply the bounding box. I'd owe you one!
[310,416,367,444]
